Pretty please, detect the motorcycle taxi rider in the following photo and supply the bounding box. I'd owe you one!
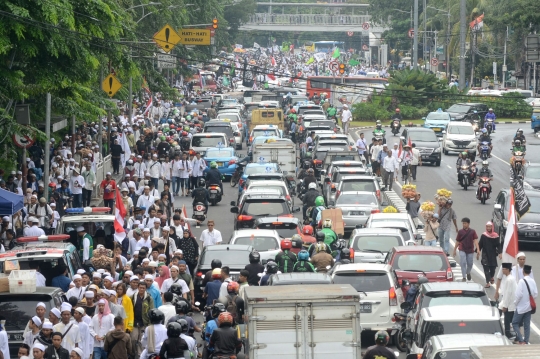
[204,161,223,194]
[476,161,493,198]
[477,128,493,157]
[191,178,210,214]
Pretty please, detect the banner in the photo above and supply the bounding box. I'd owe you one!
[314,52,326,63]
[273,45,279,53]
[349,58,360,66]
[502,188,519,261]
[235,44,243,49]
[512,174,531,218]
[253,42,260,49]
[470,13,484,29]
[306,57,314,65]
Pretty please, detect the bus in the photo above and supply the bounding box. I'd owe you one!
[314,41,344,53]
[306,76,388,98]
[304,41,315,52]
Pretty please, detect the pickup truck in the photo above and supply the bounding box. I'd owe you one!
[243,284,362,359]
[252,139,296,175]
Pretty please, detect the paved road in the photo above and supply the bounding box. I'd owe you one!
[351,123,540,345]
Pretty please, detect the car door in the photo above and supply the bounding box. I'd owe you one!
[492,191,507,233]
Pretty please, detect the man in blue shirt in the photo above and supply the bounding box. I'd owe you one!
[51,265,71,292]
[145,274,162,307]
[204,268,223,308]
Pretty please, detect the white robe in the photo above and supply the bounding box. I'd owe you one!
[53,321,81,355]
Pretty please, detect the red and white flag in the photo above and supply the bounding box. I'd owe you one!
[502,188,519,263]
[142,96,153,116]
[271,56,276,67]
[113,188,127,244]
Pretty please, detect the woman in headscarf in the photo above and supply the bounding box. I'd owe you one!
[155,265,171,289]
[478,221,500,288]
[176,228,199,275]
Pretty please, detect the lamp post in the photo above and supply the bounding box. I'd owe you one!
[392,8,413,66]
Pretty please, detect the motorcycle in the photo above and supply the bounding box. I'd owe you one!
[512,150,525,177]
[391,120,401,136]
[192,202,207,222]
[284,173,297,196]
[207,184,223,206]
[485,119,494,135]
[459,165,473,190]
[391,312,408,352]
[373,130,386,144]
[477,177,491,205]
[230,161,246,187]
[297,179,306,198]
[479,141,490,160]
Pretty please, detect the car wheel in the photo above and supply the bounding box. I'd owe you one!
[443,148,448,155]
[435,160,441,167]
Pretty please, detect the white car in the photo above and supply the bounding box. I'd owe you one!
[246,180,293,209]
[229,229,281,261]
[442,121,477,155]
[331,263,405,332]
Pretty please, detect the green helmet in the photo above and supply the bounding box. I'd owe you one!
[184,126,190,131]
[160,135,166,140]
[186,115,191,120]
[315,196,325,207]
[210,161,218,169]
[462,151,468,156]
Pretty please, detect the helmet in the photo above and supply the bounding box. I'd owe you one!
[266,261,279,274]
[314,242,327,253]
[167,322,182,338]
[298,250,309,261]
[227,281,240,293]
[160,135,166,141]
[303,161,312,169]
[166,136,171,141]
[170,124,176,129]
[314,196,325,207]
[217,312,234,327]
[249,251,261,263]
[481,128,487,134]
[395,108,400,113]
[176,318,189,334]
[340,248,351,260]
[49,182,57,189]
[198,178,206,187]
[184,126,190,131]
[182,131,188,137]
[306,168,314,175]
[315,231,326,242]
[211,259,222,269]
[515,140,521,146]
[148,309,165,324]
[489,108,493,111]
[518,128,523,134]
[175,299,190,314]
[482,160,489,168]
[374,330,390,346]
[170,283,184,295]
[417,276,429,285]
[461,151,468,156]
[281,239,292,250]
[210,161,218,169]
[322,218,332,228]
[302,225,314,235]
[211,303,226,318]
[376,120,381,125]
[308,182,317,190]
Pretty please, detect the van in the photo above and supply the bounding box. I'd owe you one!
[249,108,284,132]
[190,133,229,156]
[442,121,478,156]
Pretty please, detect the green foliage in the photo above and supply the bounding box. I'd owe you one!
[471,93,532,118]
[387,69,448,107]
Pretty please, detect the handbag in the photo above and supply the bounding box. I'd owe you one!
[524,278,537,315]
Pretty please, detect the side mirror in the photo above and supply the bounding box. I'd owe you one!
[292,206,301,212]
[230,201,236,206]
[350,142,354,146]
[230,207,239,214]
[401,279,410,288]
[494,203,502,211]
[401,301,412,310]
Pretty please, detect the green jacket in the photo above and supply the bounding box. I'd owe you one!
[275,250,297,273]
[131,292,154,326]
[293,261,316,273]
[327,107,337,117]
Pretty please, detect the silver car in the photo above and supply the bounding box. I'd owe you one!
[349,228,413,263]
[366,213,424,242]
[334,191,383,231]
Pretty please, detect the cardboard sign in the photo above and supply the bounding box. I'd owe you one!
[322,208,344,236]
[4,260,19,274]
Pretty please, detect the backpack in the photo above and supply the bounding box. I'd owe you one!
[226,294,238,320]
[278,251,295,273]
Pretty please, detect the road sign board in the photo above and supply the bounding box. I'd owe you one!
[179,29,211,46]
[101,74,122,97]
[12,133,34,149]
[157,53,176,69]
[430,58,439,67]
[210,29,215,37]
[329,61,339,72]
[362,44,369,51]
[362,22,370,30]
[347,31,354,36]
[408,28,415,39]
[493,61,497,75]
[153,24,181,53]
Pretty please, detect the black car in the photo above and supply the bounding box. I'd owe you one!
[311,142,350,175]
[231,193,299,230]
[492,188,540,243]
[524,163,540,190]
[0,287,67,357]
[446,103,489,122]
[193,245,254,302]
[400,127,441,166]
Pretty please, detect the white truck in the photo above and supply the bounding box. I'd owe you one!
[243,284,362,359]
[252,139,297,175]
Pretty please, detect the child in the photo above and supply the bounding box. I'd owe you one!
[23,316,41,348]
[50,202,61,234]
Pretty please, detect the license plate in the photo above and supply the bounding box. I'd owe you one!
[422,155,429,159]
[195,211,204,215]
[7,333,23,341]
[217,162,223,167]
[525,232,540,237]
[433,128,441,132]
[360,303,372,313]
[349,211,364,216]
[457,145,466,148]
[210,190,218,193]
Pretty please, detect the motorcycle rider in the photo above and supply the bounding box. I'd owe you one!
[208,312,242,358]
[140,309,167,359]
[327,104,337,121]
[159,322,189,359]
[373,120,386,144]
[328,248,352,275]
[293,250,316,272]
[205,161,223,194]
[302,182,320,220]
[244,251,265,286]
[484,108,496,133]
[319,219,339,256]
[310,196,327,228]
[191,178,210,214]
[456,151,472,185]
[303,168,317,190]
[275,239,298,273]
[512,139,526,155]
[513,128,526,148]
[363,331,398,359]
[404,276,429,314]
[297,161,313,183]
[310,241,334,273]
[203,303,226,358]
[477,128,493,157]
[476,161,493,198]
[308,231,332,257]
[259,261,279,286]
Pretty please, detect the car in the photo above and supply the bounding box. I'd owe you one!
[423,108,452,136]
[194,244,254,301]
[402,282,491,333]
[231,193,299,230]
[310,120,340,133]
[411,334,512,359]
[218,98,239,108]
[216,112,242,123]
[400,127,441,166]
[311,145,350,174]
[349,228,412,263]
[203,121,236,147]
[244,102,261,116]
[321,152,363,176]
[298,105,323,117]
[442,121,478,156]
[491,188,540,243]
[323,165,369,204]
[403,305,503,356]
[254,217,314,254]
[249,125,282,145]
[237,188,283,207]
[445,102,489,121]
[203,147,238,177]
[333,191,384,232]
[365,212,422,242]
[268,272,332,286]
[246,180,294,208]
[56,207,114,239]
[248,136,282,157]
[302,114,327,127]
[313,134,349,148]
[385,246,455,295]
[334,175,382,204]
[0,287,67,356]
[331,263,405,333]
[523,163,540,190]
[190,133,229,156]
[229,229,281,262]
[238,162,281,194]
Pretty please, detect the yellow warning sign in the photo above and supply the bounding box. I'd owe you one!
[101,74,122,98]
[179,29,211,45]
[153,24,181,53]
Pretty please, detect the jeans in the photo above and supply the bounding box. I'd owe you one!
[172,176,181,194]
[424,239,437,246]
[438,227,451,254]
[382,169,394,190]
[512,310,532,343]
[459,250,474,278]
[93,347,108,359]
[151,177,159,190]
[72,193,82,208]
[180,178,189,191]
[82,188,93,207]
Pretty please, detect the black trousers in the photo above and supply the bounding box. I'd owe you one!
[112,157,120,173]
[82,188,92,207]
[483,264,497,284]
[411,164,418,180]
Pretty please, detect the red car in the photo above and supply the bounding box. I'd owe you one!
[385,246,455,296]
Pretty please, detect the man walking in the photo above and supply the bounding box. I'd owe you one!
[377,144,388,179]
[382,150,398,191]
[437,199,458,256]
[104,316,132,359]
[513,265,538,344]
[410,143,422,181]
[452,217,480,282]
[499,263,517,339]
[341,104,352,134]
[199,220,222,247]
[356,133,368,164]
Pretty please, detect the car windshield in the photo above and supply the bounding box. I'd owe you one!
[421,320,502,347]
[526,167,540,179]
[245,104,259,114]
[245,166,276,175]
[205,126,233,137]
[242,201,289,216]
[311,121,334,128]
[336,193,377,205]
[340,180,376,192]
[448,125,474,135]
[257,222,298,238]
[201,250,250,266]
[423,292,490,308]
[447,104,472,113]
[426,113,450,121]
[249,185,285,196]
[191,136,224,148]
[0,294,53,331]
[409,131,438,142]
[217,114,240,121]
[205,148,234,158]
[433,351,469,359]
[332,272,391,292]
[334,170,365,182]
[527,196,540,213]
[61,220,114,238]
[353,235,402,252]
[393,253,448,271]
[233,236,279,251]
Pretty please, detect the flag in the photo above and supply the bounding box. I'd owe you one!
[512,175,531,218]
[271,56,276,67]
[142,77,150,94]
[332,48,341,59]
[119,131,132,170]
[314,52,326,63]
[182,205,191,232]
[253,42,260,49]
[113,187,127,244]
[397,140,403,158]
[142,96,152,116]
[502,188,519,263]
[267,73,276,81]
[407,136,412,148]
[349,58,360,66]
[469,13,484,29]
[306,57,314,65]
[198,69,204,89]
[230,62,235,76]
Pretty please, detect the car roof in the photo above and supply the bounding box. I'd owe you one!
[422,281,486,293]
[333,263,393,273]
[270,272,332,284]
[339,175,376,180]
[456,102,485,106]
[243,188,282,196]
[431,334,512,349]
[352,228,403,235]
[248,180,286,187]
[232,229,279,237]
[371,213,409,220]
[0,245,71,260]
[0,286,64,296]
[332,161,364,166]
[247,163,278,168]
[369,221,410,229]
[243,194,285,201]
[447,121,473,126]
[337,190,377,196]
[406,127,438,132]
[421,305,499,320]
[203,244,253,252]
[392,245,446,253]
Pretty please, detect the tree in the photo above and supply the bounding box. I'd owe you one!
[224,0,257,42]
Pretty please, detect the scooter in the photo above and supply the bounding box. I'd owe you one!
[207,184,223,206]
[459,164,473,190]
[485,119,494,135]
[391,312,408,352]
[192,202,207,222]
[477,177,491,205]
[391,120,401,136]
[512,150,525,177]
[479,141,490,160]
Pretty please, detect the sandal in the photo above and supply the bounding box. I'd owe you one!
[485,283,491,288]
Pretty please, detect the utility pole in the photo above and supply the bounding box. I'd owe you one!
[423,0,427,70]
[434,30,438,72]
[43,93,51,200]
[446,11,451,79]
[459,0,466,90]
[502,26,508,88]
[413,0,419,69]
[470,28,476,87]
[128,76,133,125]
[71,114,76,156]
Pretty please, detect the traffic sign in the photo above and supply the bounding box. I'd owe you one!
[12,132,34,149]
[408,28,415,39]
[362,44,369,51]
[329,61,339,72]
[362,22,370,30]
[210,29,215,37]
[157,53,176,69]
[153,24,181,53]
[101,74,122,98]
[179,29,211,46]
[430,58,439,67]
[347,31,354,37]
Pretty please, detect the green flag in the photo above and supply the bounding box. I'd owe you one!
[306,57,315,65]
[349,58,360,66]
[332,48,341,59]
[230,63,235,76]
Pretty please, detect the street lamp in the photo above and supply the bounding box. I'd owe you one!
[427,6,451,79]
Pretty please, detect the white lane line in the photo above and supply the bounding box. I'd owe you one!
[447,165,452,169]
[491,153,511,166]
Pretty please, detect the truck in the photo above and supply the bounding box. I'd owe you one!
[248,108,284,133]
[469,345,540,358]
[252,139,296,174]
[243,284,362,359]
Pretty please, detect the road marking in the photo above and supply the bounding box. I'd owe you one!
[491,153,510,166]
[447,165,452,169]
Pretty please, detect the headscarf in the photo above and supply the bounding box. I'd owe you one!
[155,265,171,288]
[97,298,111,326]
[483,221,499,238]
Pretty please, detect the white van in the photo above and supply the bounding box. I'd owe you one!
[442,121,477,155]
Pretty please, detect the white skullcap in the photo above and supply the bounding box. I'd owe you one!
[75,307,85,315]
[97,269,105,273]
[85,291,94,298]
[162,226,170,231]
[50,203,56,207]
[106,172,111,175]
[92,272,101,278]
[98,299,107,304]
[31,316,42,327]
[101,289,110,296]
[130,275,139,282]
[142,258,150,263]
[33,343,46,352]
[104,276,113,282]
[153,218,161,223]
[144,274,154,281]
[148,261,158,268]
[170,265,179,271]
[42,322,53,330]
[50,308,61,318]
[73,274,82,280]
[72,348,84,358]
[36,302,46,309]
[60,302,72,313]
[125,270,133,276]
[76,226,85,232]
[158,254,166,259]
[143,228,150,232]
[77,269,86,275]
[174,249,183,254]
